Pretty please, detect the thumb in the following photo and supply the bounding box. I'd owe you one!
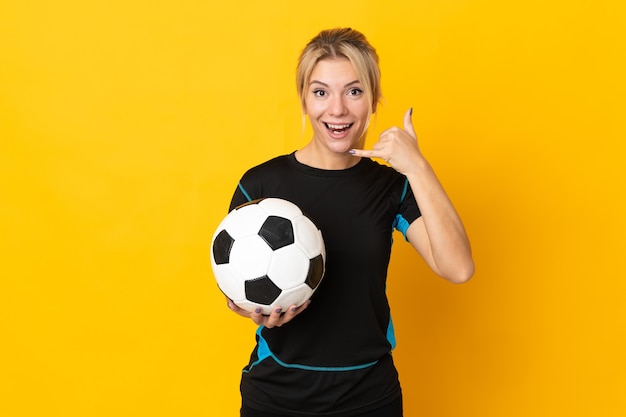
[403,107,416,138]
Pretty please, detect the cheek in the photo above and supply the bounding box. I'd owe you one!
[304,102,324,119]
[352,103,370,121]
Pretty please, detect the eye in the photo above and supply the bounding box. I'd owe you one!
[312,89,327,97]
[347,88,363,97]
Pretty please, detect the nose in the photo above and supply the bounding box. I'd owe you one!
[328,95,348,117]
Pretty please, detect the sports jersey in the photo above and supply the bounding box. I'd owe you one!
[228,152,422,416]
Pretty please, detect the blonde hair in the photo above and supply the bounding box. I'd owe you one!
[296,28,382,115]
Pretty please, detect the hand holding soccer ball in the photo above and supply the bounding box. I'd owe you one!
[211,198,326,317]
[225,296,312,328]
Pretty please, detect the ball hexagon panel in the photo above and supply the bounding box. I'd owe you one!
[292,216,325,259]
[272,284,315,314]
[258,198,302,219]
[267,245,311,290]
[228,235,273,279]
[220,204,267,240]
[212,264,247,301]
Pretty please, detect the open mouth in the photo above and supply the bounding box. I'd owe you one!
[324,122,354,135]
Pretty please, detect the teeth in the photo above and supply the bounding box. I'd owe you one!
[326,123,351,129]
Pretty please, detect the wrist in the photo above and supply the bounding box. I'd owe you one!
[404,154,431,178]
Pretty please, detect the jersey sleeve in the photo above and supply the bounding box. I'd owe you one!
[228,180,254,211]
[227,162,270,211]
[227,155,289,212]
[393,178,421,241]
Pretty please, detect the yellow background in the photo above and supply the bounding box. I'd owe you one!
[1,1,624,416]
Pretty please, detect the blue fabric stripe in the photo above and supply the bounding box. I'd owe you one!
[238,182,252,202]
[394,214,411,241]
[243,327,379,373]
[400,178,409,203]
[387,316,397,350]
[391,178,411,242]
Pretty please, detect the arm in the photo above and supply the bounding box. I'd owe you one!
[350,108,474,283]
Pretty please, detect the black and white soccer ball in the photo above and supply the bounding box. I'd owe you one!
[211,198,326,315]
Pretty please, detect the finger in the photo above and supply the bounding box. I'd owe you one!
[379,126,399,139]
[250,307,266,325]
[227,297,252,317]
[300,299,312,312]
[264,306,284,328]
[403,107,416,138]
[227,298,239,312]
[288,300,311,317]
[349,148,381,158]
[279,304,300,324]
[281,300,311,325]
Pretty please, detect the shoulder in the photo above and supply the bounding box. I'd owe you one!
[235,154,295,203]
[359,158,407,185]
[241,154,292,178]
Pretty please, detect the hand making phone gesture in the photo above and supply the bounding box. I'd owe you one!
[351,108,474,283]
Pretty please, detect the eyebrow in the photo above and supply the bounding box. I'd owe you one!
[309,79,362,88]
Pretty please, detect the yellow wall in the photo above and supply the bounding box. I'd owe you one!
[1,1,624,416]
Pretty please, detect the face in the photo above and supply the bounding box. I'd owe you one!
[304,58,370,155]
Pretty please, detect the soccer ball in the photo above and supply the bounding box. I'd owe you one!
[211,198,326,315]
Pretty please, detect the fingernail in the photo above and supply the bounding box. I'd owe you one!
[255,308,261,314]
[348,149,356,155]
[275,307,282,314]
[410,107,413,116]
[291,306,297,312]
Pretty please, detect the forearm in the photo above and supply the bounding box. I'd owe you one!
[405,158,474,283]
[348,107,475,282]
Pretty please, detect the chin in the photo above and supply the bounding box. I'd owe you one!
[326,140,357,154]
[326,133,364,153]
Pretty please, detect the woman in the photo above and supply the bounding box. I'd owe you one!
[226,28,474,417]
